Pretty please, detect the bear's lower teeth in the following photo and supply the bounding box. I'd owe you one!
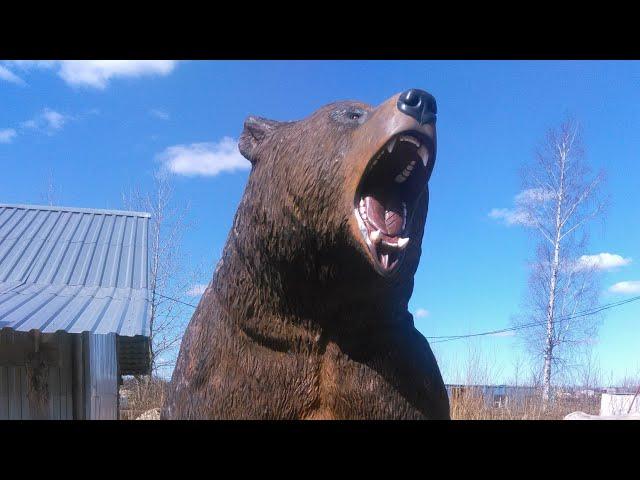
[354,200,410,273]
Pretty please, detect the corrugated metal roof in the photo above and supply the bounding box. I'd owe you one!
[0,203,151,338]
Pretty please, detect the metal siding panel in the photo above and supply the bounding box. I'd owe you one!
[88,291,117,333]
[85,215,116,287]
[29,211,77,284]
[117,216,136,288]
[0,209,25,245]
[0,366,8,419]
[8,366,19,419]
[19,367,30,420]
[103,216,127,288]
[0,287,24,315]
[68,214,107,287]
[0,285,63,329]
[93,295,124,335]
[87,333,118,419]
[59,336,73,419]
[0,209,32,275]
[47,366,55,419]
[28,211,71,283]
[50,366,61,420]
[64,363,73,419]
[39,286,93,333]
[0,284,50,321]
[53,213,93,285]
[119,294,146,337]
[8,286,67,331]
[73,294,111,333]
[2,210,55,283]
[134,216,149,289]
[0,206,15,234]
[58,366,66,420]
[93,290,125,335]
[25,286,78,333]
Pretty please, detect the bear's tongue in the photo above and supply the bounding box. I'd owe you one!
[364,194,404,237]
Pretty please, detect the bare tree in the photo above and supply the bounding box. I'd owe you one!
[41,169,60,206]
[508,354,526,388]
[513,117,606,408]
[123,171,195,378]
[576,346,602,391]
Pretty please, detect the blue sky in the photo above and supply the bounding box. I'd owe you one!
[1,60,638,384]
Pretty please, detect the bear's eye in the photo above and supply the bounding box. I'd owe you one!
[330,106,367,125]
[345,109,365,122]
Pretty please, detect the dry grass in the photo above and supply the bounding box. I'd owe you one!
[449,388,600,420]
[119,376,168,420]
[118,376,600,420]
[440,343,604,420]
[117,344,631,420]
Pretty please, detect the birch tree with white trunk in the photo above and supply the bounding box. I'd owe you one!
[509,118,606,408]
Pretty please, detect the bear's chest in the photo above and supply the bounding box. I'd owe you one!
[301,340,432,420]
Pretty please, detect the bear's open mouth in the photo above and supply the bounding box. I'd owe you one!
[354,131,432,274]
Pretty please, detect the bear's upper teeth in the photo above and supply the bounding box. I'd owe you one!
[386,137,397,153]
[399,135,421,148]
[418,144,429,167]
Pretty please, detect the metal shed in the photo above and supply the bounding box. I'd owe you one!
[0,203,151,419]
[446,384,538,408]
[600,392,640,416]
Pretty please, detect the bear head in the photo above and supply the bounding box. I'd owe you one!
[234,89,437,315]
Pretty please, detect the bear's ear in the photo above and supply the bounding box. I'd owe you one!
[238,115,281,164]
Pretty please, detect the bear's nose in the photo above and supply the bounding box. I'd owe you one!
[397,89,437,125]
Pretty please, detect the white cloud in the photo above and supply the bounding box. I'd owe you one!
[21,108,69,135]
[0,128,17,143]
[4,60,177,89]
[489,188,554,227]
[609,281,640,295]
[20,119,37,129]
[58,60,176,89]
[9,60,56,69]
[0,65,24,85]
[577,253,632,271]
[42,108,67,130]
[488,208,535,227]
[159,137,249,177]
[514,188,554,205]
[186,284,208,297]
[150,109,170,120]
[415,308,430,318]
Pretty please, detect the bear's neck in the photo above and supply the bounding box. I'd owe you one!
[207,228,415,349]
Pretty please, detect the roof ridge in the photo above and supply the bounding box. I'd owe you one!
[0,203,151,218]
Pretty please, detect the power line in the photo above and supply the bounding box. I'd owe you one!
[428,296,640,343]
[4,283,636,343]
[155,292,199,309]
[426,295,640,344]
[142,293,640,341]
